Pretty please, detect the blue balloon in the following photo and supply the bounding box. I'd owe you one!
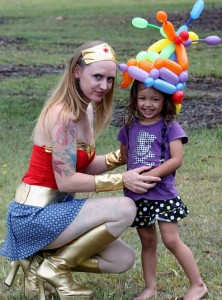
[153,79,176,94]
[190,0,204,19]
[144,78,154,88]
[177,25,188,34]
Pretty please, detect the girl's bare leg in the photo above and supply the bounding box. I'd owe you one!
[133,225,158,300]
[159,222,208,300]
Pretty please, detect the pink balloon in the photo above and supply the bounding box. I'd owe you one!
[159,67,179,85]
[179,71,188,83]
[128,66,149,82]
[150,68,159,79]
[118,64,128,72]
[205,36,221,45]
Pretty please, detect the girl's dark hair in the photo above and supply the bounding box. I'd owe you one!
[124,80,177,127]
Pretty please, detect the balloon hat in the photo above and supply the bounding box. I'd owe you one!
[118,0,221,113]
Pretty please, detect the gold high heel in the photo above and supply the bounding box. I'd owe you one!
[4,256,55,299]
[36,224,117,300]
[4,259,27,287]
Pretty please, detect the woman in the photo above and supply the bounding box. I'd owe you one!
[0,40,160,300]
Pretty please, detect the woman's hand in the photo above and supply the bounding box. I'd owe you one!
[122,166,161,194]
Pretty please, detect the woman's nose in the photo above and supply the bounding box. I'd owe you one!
[100,79,108,90]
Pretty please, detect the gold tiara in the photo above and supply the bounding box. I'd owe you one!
[81,43,116,64]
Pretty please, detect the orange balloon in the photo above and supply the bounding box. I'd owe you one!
[138,60,154,72]
[164,59,183,75]
[163,21,176,41]
[156,11,167,23]
[127,58,137,66]
[176,44,188,71]
[154,57,165,69]
[121,71,133,88]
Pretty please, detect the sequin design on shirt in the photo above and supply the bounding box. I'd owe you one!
[131,129,156,167]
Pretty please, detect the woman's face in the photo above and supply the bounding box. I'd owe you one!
[75,60,116,103]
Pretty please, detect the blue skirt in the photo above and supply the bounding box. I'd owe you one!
[0,194,86,261]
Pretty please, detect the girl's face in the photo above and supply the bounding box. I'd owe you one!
[137,86,164,124]
[75,60,116,104]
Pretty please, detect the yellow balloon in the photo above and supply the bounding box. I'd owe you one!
[146,50,159,62]
[148,39,171,53]
[188,31,199,44]
[136,51,149,62]
[175,104,182,114]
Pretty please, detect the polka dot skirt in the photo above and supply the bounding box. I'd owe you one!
[0,194,86,261]
[131,196,189,228]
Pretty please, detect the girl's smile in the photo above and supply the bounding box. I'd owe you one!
[137,86,164,124]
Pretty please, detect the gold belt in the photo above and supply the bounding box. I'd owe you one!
[14,182,68,207]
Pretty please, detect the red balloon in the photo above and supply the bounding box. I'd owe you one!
[179,31,189,42]
[172,91,184,104]
[174,36,182,45]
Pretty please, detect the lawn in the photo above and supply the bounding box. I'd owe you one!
[0,0,221,299]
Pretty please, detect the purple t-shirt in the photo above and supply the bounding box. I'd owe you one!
[117,119,188,201]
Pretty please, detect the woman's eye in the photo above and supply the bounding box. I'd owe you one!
[93,74,101,80]
[107,77,114,83]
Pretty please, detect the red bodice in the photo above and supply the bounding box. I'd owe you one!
[22,143,95,189]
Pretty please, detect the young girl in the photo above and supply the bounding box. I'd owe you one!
[117,80,208,300]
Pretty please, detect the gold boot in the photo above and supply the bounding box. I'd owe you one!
[4,256,55,299]
[4,259,28,287]
[72,257,100,273]
[36,224,117,300]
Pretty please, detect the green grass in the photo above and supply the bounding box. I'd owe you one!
[0,0,222,299]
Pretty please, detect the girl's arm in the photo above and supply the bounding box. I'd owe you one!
[120,143,128,164]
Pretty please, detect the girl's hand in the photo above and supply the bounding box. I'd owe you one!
[122,166,161,194]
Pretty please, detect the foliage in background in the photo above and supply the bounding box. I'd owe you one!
[0,0,221,299]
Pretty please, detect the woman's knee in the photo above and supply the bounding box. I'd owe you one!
[117,197,137,225]
[115,247,135,273]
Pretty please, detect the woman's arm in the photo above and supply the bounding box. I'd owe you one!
[50,107,161,194]
[143,138,184,178]
[83,149,125,175]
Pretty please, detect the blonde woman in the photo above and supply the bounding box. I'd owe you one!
[1,40,160,300]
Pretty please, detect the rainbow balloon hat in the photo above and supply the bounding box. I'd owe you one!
[118,0,221,113]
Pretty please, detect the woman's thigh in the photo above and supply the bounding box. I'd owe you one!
[44,195,136,249]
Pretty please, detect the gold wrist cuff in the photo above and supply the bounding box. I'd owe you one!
[95,174,123,192]
[105,149,125,171]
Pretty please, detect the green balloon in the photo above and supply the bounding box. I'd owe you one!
[132,17,148,29]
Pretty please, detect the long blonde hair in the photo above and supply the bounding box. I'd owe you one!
[33,40,116,139]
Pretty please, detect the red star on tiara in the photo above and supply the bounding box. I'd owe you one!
[103,47,109,53]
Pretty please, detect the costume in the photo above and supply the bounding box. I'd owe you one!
[117,118,189,227]
[0,142,95,261]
